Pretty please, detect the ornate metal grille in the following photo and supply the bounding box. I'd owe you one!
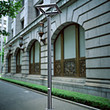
[16,65,21,73]
[79,58,86,77]
[64,58,76,76]
[54,60,61,76]
[30,63,40,74]
[35,63,40,74]
[30,64,34,74]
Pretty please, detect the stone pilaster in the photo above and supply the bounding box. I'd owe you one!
[11,54,16,74]
[21,51,29,75]
[3,55,8,74]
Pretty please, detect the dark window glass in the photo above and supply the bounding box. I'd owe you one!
[8,55,11,73]
[12,29,13,37]
[22,0,24,7]
[35,8,40,17]
[16,49,21,73]
[40,0,43,4]
[21,20,24,29]
[4,20,6,25]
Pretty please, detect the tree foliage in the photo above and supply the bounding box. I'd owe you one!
[0,0,22,36]
[0,0,22,64]
[0,0,22,18]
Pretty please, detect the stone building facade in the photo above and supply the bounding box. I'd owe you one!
[0,15,7,73]
[3,0,110,99]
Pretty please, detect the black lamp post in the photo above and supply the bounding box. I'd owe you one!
[36,3,61,110]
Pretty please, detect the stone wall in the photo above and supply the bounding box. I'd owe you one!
[3,0,110,98]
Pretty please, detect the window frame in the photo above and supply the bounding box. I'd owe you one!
[29,41,41,74]
[16,49,21,73]
[8,54,12,73]
[54,23,86,77]
[21,19,24,29]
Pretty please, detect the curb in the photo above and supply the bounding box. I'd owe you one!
[1,80,99,110]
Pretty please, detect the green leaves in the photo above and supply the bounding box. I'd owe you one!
[0,30,10,36]
[0,0,22,18]
[0,0,22,36]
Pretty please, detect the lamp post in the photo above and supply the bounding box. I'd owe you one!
[36,4,61,110]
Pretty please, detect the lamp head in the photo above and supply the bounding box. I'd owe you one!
[8,44,12,53]
[19,36,23,47]
[38,22,44,38]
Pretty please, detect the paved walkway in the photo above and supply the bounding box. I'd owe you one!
[0,80,95,110]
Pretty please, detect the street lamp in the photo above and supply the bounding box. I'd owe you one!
[8,44,12,53]
[19,36,23,47]
[36,3,61,110]
[19,36,25,52]
[38,22,46,45]
[38,22,44,37]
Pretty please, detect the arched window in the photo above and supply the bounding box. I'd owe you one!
[29,41,40,74]
[16,49,22,73]
[54,24,86,77]
[8,54,12,73]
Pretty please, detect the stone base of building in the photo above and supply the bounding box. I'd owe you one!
[2,73,110,99]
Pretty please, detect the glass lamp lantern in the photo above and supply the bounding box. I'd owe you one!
[8,44,12,53]
[38,22,44,38]
[19,36,23,47]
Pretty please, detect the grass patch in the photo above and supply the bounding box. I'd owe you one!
[0,77,110,110]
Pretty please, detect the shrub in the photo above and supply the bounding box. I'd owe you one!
[0,77,110,110]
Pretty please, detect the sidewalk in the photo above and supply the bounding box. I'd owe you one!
[0,80,98,110]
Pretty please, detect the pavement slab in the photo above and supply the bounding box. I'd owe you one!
[0,80,96,110]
